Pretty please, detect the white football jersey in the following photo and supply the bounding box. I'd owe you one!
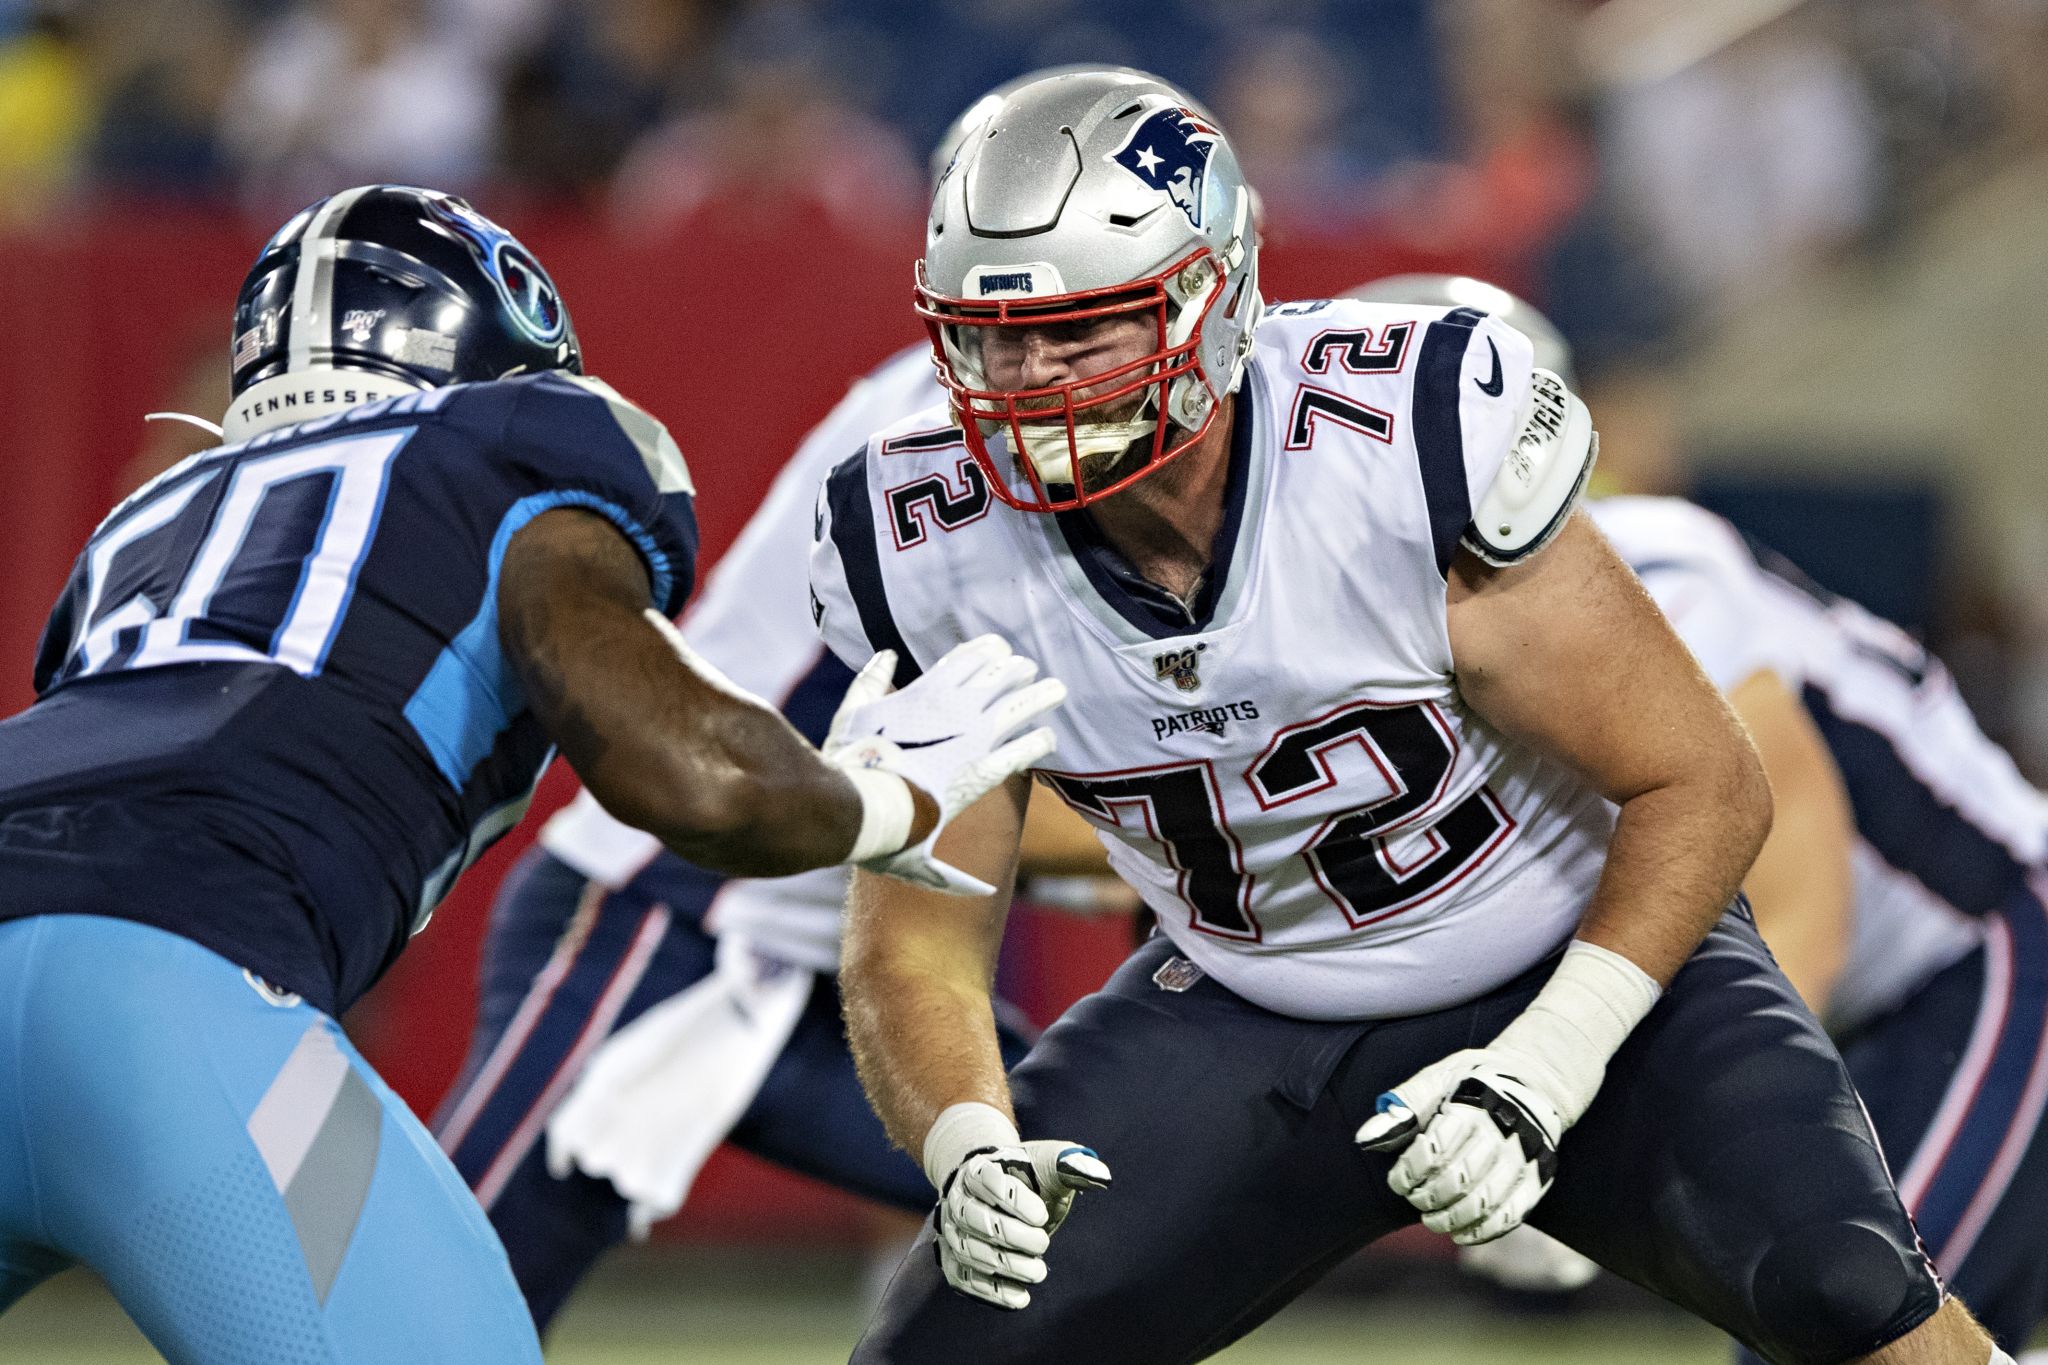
[1591,496,2048,1030]
[812,300,1616,1021]
[540,344,942,971]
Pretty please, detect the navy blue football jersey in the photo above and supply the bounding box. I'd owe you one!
[0,373,698,1013]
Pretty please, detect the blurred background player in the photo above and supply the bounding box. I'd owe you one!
[0,183,1061,1363]
[1362,275,2048,1356]
[435,67,1136,1334]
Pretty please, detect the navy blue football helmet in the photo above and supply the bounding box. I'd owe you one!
[225,185,581,442]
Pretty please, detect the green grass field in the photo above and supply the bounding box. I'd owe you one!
[0,1247,1731,1364]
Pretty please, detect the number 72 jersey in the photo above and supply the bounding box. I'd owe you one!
[812,301,1615,1022]
[0,373,697,1015]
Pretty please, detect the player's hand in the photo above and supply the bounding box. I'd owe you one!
[1354,1047,1567,1245]
[1459,1224,1601,1293]
[824,635,1064,895]
[934,1139,1112,1310]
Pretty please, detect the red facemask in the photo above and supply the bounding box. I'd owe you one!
[916,247,1228,512]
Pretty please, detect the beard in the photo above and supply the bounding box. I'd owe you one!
[998,367,1193,497]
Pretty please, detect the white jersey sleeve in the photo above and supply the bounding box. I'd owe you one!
[542,344,942,910]
[1587,497,1803,692]
[1442,312,1542,535]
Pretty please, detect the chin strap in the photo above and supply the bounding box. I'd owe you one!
[143,412,226,439]
[1015,413,1157,488]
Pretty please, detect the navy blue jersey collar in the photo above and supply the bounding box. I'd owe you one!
[1051,380,1257,641]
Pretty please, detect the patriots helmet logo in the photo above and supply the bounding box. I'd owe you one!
[1111,106,1221,229]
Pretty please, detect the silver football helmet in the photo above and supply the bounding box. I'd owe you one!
[917,70,1262,511]
[927,65,1221,190]
[1345,274,1575,387]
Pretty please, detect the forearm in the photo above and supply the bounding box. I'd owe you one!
[1480,767,1765,1127]
[1727,669,1856,1013]
[842,793,1022,1162]
[1574,758,1772,987]
[500,508,872,876]
[843,945,1016,1160]
[1745,819,1851,1013]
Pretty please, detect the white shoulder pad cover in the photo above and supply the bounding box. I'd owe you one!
[1462,369,1595,567]
[569,374,696,496]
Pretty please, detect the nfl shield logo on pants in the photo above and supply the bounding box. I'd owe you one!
[1152,956,1206,993]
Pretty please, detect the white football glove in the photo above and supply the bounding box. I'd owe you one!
[823,635,1065,896]
[1355,1047,1567,1245]
[933,1139,1112,1311]
[1460,1224,1601,1293]
[1355,940,1662,1246]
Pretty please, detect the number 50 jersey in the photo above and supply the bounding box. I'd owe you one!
[812,301,1614,1022]
[0,374,698,1016]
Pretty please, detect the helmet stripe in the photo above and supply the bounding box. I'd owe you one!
[287,185,376,376]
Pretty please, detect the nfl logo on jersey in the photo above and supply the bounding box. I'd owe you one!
[1154,646,1202,692]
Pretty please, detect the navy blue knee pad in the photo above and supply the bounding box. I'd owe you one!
[1749,1221,1932,1365]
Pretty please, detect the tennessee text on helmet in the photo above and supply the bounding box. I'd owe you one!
[224,184,581,445]
[918,71,1263,513]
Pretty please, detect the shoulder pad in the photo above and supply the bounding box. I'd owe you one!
[1462,369,1595,567]
[560,374,695,496]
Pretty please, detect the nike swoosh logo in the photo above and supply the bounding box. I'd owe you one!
[876,729,952,751]
[1474,339,1504,397]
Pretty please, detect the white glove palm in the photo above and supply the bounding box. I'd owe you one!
[1460,1224,1601,1292]
[1355,1047,1568,1246]
[823,635,1064,895]
[934,1140,1112,1311]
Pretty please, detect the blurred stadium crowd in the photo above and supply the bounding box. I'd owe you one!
[3,0,2044,318]
[3,3,2048,793]
[23,0,2048,779]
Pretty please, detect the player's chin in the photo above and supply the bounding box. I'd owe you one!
[1074,441,1150,490]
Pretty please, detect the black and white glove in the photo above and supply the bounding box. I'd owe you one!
[823,635,1065,896]
[1355,940,1662,1245]
[923,1103,1111,1310]
[1355,1047,1567,1245]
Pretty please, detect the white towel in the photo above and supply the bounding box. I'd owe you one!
[545,933,813,1238]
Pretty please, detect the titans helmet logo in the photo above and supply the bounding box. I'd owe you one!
[1110,106,1220,229]
[421,193,567,345]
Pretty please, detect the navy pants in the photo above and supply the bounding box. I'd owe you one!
[436,848,1035,1330]
[855,913,1944,1365]
[1738,885,2048,1361]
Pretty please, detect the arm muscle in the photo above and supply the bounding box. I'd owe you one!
[843,775,1029,1156]
[498,506,865,876]
[1447,511,1772,986]
[1727,668,1854,1011]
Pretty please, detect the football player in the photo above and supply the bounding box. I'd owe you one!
[0,186,1060,1362]
[433,70,1137,1333]
[1371,277,2048,1354]
[817,72,2007,1363]
[1596,495,2048,1362]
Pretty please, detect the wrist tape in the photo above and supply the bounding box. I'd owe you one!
[922,1101,1019,1191]
[1490,939,1662,1124]
[845,767,915,863]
